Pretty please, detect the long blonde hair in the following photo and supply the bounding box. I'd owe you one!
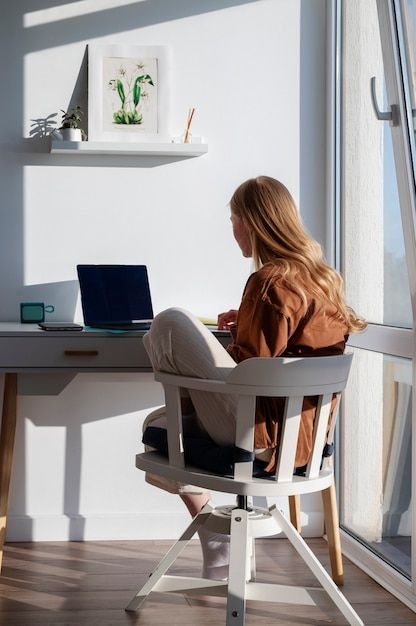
[230,176,366,333]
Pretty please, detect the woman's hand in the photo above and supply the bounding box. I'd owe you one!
[217,309,238,330]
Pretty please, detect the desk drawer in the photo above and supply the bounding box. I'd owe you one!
[0,336,150,369]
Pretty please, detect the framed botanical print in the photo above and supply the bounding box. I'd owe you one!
[88,45,170,142]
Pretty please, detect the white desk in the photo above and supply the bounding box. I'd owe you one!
[0,323,152,373]
[0,323,151,570]
[0,323,228,570]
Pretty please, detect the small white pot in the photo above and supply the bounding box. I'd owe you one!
[53,128,83,141]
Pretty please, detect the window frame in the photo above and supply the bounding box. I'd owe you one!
[334,0,416,609]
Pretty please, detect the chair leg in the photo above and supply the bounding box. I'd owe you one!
[226,508,250,626]
[322,480,344,586]
[247,495,257,580]
[249,538,256,582]
[289,494,301,532]
[269,505,363,626]
[125,502,213,612]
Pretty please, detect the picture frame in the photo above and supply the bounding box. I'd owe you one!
[88,44,170,143]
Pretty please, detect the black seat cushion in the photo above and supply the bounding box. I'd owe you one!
[142,413,271,477]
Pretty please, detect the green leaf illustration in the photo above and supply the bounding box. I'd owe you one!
[131,110,142,124]
[113,108,143,125]
[116,79,125,106]
[136,74,154,86]
[113,110,124,123]
[133,76,142,108]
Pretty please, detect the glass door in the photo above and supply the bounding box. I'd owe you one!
[338,0,416,606]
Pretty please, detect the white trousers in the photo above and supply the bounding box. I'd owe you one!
[142,308,238,493]
[143,307,238,444]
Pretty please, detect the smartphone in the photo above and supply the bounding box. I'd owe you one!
[38,322,83,331]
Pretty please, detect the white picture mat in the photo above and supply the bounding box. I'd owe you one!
[88,45,170,143]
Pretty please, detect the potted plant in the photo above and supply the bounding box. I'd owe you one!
[54,105,86,141]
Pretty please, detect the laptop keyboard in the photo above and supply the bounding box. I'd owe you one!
[90,322,152,331]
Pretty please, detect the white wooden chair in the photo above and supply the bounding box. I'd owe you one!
[126,354,363,626]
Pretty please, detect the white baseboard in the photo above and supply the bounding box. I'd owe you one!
[6,511,324,542]
[6,513,192,542]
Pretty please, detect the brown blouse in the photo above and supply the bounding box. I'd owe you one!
[227,263,349,471]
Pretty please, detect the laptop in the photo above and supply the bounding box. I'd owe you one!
[77,264,154,330]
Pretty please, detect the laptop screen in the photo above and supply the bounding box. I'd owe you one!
[77,265,154,326]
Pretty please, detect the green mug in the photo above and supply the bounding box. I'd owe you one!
[20,302,55,324]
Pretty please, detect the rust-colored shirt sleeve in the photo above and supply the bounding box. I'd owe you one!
[227,272,291,362]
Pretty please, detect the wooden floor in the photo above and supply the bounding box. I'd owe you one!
[0,538,416,625]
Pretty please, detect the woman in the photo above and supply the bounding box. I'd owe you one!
[143,176,366,579]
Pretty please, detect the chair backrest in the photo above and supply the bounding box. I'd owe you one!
[154,354,353,485]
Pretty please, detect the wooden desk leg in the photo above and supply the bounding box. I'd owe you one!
[0,373,17,572]
[322,480,344,586]
[288,495,301,532]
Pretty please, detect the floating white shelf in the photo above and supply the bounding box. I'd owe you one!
[50,140,208,157]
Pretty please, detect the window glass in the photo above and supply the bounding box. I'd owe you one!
[340,348,412,578]
[343,0,412,329]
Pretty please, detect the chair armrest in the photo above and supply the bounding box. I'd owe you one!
[154,370,343,398]
[154,371,234,394]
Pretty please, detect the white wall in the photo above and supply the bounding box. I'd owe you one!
[0,0,328,540]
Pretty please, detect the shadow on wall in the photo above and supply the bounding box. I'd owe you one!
[28,48,87,140]
[3,0,260,318]
[16,280,79,322]
[29,112,58,139]
[9,373,165,542]
[1,0,258,543]
[299,0,327,248]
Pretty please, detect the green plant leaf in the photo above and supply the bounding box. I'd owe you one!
[130,110,142,124]
[60,105,84,128]
[133,76,142,107]
[112,108,143,125]
[116,79,125,106]
[136,74,154,86]
[113,110,125,124]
